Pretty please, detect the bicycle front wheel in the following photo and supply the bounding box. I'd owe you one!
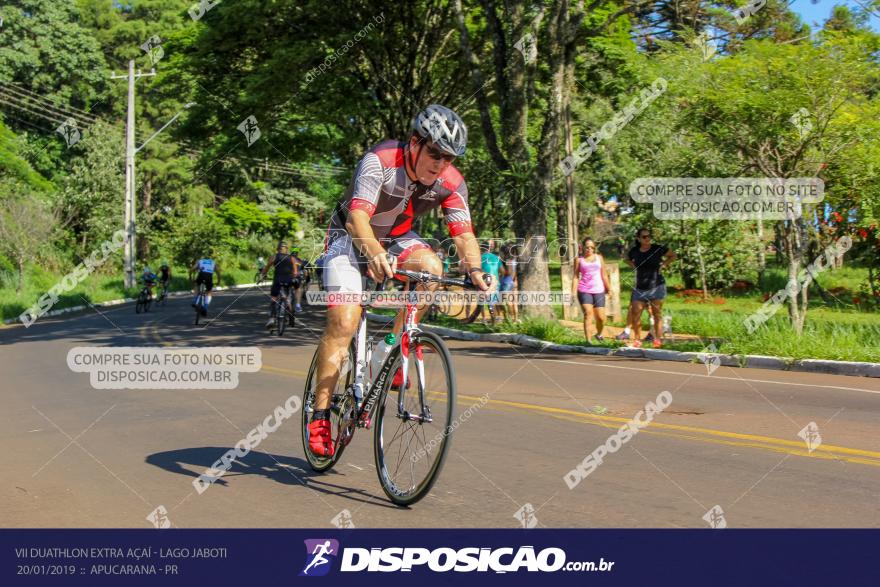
[277,303,286,336]
[374,330,455,506]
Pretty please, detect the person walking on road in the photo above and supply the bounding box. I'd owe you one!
[572,237,611,342]
[624,228,675,348]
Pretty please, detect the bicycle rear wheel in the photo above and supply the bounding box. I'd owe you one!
[374,330,455,506]
[301,343,356,472]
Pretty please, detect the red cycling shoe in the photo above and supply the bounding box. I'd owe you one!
[307,418,335,457]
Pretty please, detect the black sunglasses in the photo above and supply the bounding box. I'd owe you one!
[639,234,652,239]
[423,143,456,163]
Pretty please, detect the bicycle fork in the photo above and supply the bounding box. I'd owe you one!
[396,303,431,424]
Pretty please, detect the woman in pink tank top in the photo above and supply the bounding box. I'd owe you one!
[571,237,611,342]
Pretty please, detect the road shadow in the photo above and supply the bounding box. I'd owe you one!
[145,446,398,508]
[0,289,327,350]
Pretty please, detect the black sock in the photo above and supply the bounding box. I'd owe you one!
[312,408,331,421]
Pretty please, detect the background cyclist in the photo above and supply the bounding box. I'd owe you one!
[261,242,302,327]
[140,265,157,299]
[290,247,306,312]
[191,255,220,314]
[307,104,492,458]
[158,260,171,297]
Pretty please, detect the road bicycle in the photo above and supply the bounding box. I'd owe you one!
[301,263,490,506]
[193,283,207,325]
[271,283,295,336]
[135,284,153,314]
[156,281,169,307]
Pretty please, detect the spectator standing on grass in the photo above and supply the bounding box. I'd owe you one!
[480,240,502,325]
[499,243,519,322]
[623,228,675,348]
[572,237,611,342]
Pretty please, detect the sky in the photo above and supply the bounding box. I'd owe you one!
[789,0,880,32]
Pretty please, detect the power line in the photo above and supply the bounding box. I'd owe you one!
[0,83,102,123]
[0,95,69,127]
[0,92,348,180]
[0,84,100,125]
[0,91,101,130]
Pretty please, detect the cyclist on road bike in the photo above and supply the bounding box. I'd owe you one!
[290,247,306,312]
[307,104,492,458]
[261,242,303,327]
[158,261,171,292]
[191,256,220,314]
[140,266,158,298]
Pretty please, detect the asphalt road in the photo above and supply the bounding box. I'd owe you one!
[2,286,879,529]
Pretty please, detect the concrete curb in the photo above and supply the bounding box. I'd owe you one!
[3,283,263,326]
[364,313,880,379]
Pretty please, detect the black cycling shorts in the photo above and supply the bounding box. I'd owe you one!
[271,280,297,297]
[196,271,214,291]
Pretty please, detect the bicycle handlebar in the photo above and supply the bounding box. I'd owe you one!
[392,268,492,290]
[379,253,492,290]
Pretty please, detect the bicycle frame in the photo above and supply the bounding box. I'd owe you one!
[353,297,431,427]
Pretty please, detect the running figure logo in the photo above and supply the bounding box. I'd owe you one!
[300,539,339,577]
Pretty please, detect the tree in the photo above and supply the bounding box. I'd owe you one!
[0,0,108,115]
[217,196,270,237]
[0,183,56,292]
[668,34,879,333]
[452,0,649,318]
[58,121,125,256]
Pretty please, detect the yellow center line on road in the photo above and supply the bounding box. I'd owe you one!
[453,391,880,467]
[255,361,880,466]
[138,327,880,470]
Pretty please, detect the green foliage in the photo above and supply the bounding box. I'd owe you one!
[0,121,54,191]
[268,210,301,243]
[217,196,270,236]
[166,210,233,268]
[0,0,108,107]
[57,121,125,257]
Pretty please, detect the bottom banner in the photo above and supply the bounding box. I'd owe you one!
[2,529,875,585]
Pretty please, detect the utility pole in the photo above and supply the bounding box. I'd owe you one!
[110,60,154,289]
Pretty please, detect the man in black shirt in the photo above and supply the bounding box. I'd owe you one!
[261,242,303,328]
[624,228,675,348]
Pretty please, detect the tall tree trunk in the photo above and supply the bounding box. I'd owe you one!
[514,0,567,320]
[782,220,808,334]
[16,252,24,294]
[756,218,766,287]
[695,225,708,300]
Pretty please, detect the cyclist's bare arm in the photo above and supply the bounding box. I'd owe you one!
[452,231,491,291]
[346,209,395,281]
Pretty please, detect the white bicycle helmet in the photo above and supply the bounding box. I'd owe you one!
[412,104,468,157]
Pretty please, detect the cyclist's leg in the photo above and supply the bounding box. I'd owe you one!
[203,273,214,307]
[192,274,203,306]
[292,277,304,310]
[268,280,281,310]
[314,234,363,412]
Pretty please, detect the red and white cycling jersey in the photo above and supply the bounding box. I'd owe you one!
[327,139,473,240]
